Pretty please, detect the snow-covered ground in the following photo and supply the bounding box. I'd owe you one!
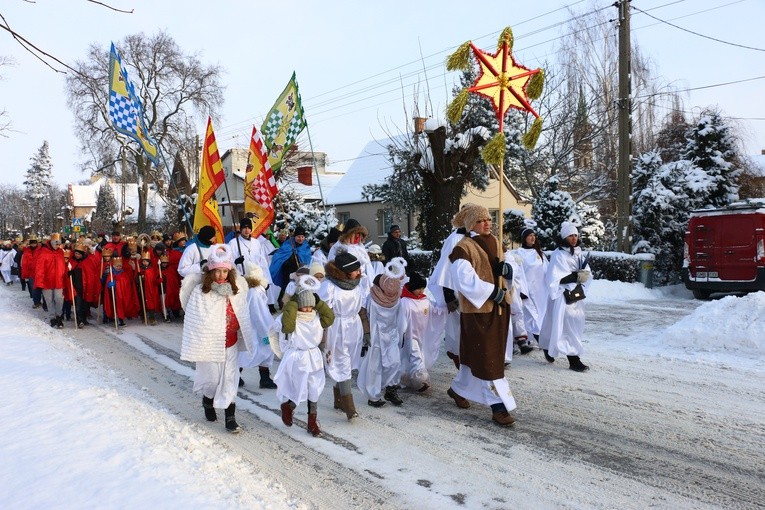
[1,281,763,509]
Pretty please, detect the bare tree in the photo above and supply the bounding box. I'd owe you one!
[65,31,224,231]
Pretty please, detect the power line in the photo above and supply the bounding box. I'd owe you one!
[631,2,765,52]
[633,74,765,99]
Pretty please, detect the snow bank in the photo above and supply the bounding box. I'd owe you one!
[587,278,661,302]
[662,291,765,355]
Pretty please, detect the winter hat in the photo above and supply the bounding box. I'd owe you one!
[344,218,361,231]
[293,225,307,236]
[206,243,234,271]
[560,221,579,239]
[334,251,360,274]
[385,257,408,279]
[326,227,341,244]
[367,244,382,255]
[239,217,253,230]
[295,290,316,309]
[389,224,401,233]
[407,271,427,292]
[198,226,216,245]
[451,205,472,229]
[462,204,491,233]
[520,227,535,243]
[371,274,402,308]
[243,260,266,288]
[309,262,325,278]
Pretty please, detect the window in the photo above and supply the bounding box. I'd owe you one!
[378,209,394,236]
[338,212,351,225]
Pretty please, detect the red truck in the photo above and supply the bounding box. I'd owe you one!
[683,199,765,299]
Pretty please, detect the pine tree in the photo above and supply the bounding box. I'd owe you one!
[23,141,53,235]
[92,183,118,234]
[273,189,337,248]
[576,201,605,249]
[531,175,579,249]
[681,109,740,208]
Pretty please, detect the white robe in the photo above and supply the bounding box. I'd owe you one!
[399,295,441,389]
[357,299,404,401]
[239,285,276,369]
[273,312,325,406]
[228,235,273,284]
[319,276,367,382]
[327,241,373,295]
[426,230,465,357]
[502,251,529,363]
[538,246,592,357]
[177,243,212,278]
[513,247,549,336]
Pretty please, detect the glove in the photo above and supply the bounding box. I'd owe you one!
[490,285,506,304]
[493,260,513,279]
[107,281,116,289]
[199,259,208,269]
[360,345,368,357]
[577,270,591,284]
[234,256,244,265]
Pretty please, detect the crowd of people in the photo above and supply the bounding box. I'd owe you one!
[2,204,593,436]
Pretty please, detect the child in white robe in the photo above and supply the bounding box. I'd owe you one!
[272,275,334,436]
[357,257,407,407]
[399,272,439,393]
[238,261,276,389]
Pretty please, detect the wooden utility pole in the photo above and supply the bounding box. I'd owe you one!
[616,0,632,253]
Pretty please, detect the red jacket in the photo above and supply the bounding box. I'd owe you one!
[138,265,161,313]
[35,243,66,290]
[103,267,140,320]
[71,253,102,306]
[21,245,39,279]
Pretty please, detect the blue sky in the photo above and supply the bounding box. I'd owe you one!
[1,0,763,188]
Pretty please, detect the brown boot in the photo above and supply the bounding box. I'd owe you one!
[340,394,358,420]
[280,402,294,427]
[307,413,321,437]
[447,387,470,409]
[492,410,516,426]
[333,385,342,410]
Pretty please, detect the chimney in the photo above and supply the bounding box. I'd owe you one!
[413,117,427,135]
[297,166,312,186]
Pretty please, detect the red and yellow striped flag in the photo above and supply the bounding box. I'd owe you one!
[193,117,225,243]
[244,125,278,238]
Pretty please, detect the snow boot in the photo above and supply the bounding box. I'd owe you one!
[519,339,534,355]
[50,317,57,328]
[384,386,403,406]
[333,385,342,410]
[567,355,590,372]
[340,394,358,420]
[447,387,470,409]
[491,403,516,427]
[543,349,555,363]
[202,396,217,422]
[238,367,245,388]
[56,316,64,329]
[280,401,295,427]
[225,403,242,433]
[367,399,386,408]
[259,367,277,389]
[307,413,321,437]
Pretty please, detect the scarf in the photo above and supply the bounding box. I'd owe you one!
[296,310,317,322]
[327,274,361,291]
[401,285,426,300]
[211,281,233,296]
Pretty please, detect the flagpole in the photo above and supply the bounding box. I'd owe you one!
[302,121,326,215]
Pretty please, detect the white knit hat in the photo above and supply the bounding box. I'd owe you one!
[560,221,579,239]
[206,244,234,271]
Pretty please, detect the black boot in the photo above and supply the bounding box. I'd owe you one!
[543,349,555,363]
[56,316,64,329]
[225,403,242,433]
[384,386,403,406]
[202,396,217,422]
[567,355,590,372]
[259,367,277,389]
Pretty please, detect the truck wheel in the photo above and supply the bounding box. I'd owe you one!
[692,289,711,300]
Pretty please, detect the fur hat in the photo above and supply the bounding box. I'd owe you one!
[462,204,491,233]
[451,204,473,229]
[197,226,217,245]
[560,221,579,239]
[407,271,427,292]
[334,251,360,274]
[206,244,233,271]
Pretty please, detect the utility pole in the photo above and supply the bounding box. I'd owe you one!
[616,0,632,253]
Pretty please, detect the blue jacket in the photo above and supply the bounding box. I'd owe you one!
[269,237,311,287]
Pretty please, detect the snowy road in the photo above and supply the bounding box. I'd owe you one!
[7,285,765,509]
